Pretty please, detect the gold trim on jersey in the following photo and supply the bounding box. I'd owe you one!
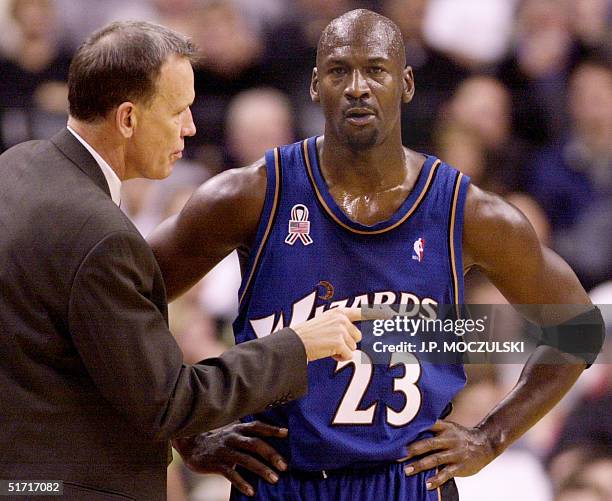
[239,148,281,305]
[449,173,464,316]
[302,139,440,235]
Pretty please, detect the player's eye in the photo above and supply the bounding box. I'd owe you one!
[330,67,347,76]
[369,66,384,74]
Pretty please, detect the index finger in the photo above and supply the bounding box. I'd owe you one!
[362,305,397,320]
[243,421,289,438]
[341,306,396,322]
[340,307,364,323]
[405,436,448,458]
[430,420,450,432]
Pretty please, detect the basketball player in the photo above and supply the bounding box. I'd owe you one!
[149,10,603,500]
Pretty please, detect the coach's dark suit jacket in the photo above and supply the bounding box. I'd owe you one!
[0,129,307,500]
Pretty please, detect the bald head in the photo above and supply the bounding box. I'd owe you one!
[317,9,406,68]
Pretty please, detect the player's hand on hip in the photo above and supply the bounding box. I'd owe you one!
[292,307,363,362]
[172,421,289,497]
[400,420,496,490]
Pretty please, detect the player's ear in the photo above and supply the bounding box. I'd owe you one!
[115,101,136,138]
[402,66,415,104]
[310,68,320,103]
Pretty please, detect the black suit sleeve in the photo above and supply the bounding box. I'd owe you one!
[67,230,308,440]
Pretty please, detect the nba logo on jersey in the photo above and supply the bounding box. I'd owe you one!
[412,237,425,262]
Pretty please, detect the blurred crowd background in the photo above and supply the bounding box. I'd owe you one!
[0,0,610,500]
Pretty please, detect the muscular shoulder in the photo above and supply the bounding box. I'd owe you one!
[188,159,266,219]
[147,158,269,300]
[148,157,268,266]
[462,184,590,315]
[463,184,540,274]
[176,158,267,247]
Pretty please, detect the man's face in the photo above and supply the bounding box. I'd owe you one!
[569,64,612,134]
[311,25,412,150]
[126,55,196,180]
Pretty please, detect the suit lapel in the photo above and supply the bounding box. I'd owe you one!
[51,128,112,198]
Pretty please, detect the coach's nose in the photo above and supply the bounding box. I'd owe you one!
[345,69,370,100]
[181,107,196,138]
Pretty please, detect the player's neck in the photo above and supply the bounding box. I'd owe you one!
[318,133,407,193]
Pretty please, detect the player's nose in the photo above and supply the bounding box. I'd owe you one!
[344,69,370,99]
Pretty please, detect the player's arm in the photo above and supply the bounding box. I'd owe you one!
[150,162,367,492]
[405,185,603,489]
[148,159,266,301]
[149,160,363,359]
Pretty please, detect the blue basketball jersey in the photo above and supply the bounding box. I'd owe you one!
[233,137,470,471]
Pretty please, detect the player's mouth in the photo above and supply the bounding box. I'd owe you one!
[171,150,183,160]
[344,108,376,126]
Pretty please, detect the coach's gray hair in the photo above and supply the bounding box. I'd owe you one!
[68,20,198,122]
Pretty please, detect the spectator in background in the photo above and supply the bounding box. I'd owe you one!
[151,0,198,35]
[435,124,487,186]
[548,443,610,493]
[53,0,156,52]
[52,0,212,55]
[527,58,612,289]
[551,449,612,501]
[171,290,227,365]
[498,0,578,147]
[555,479,608,501]
[0,0,19,58]
[435,76,530,194]
[121,159,210,237]
[421,0,516,68]
[187,1,265,166]
[381,0,471,151]
[546,364,612,493]
[570,0,611,58]
[225,88,295,168]
[0,0,71,150]
[549,390,612,462]
[232,0,288,34]
[261,0,354,137]
[579,456,612,500]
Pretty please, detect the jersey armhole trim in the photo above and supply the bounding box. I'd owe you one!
[449,172,466,316]
[238,148,282,305]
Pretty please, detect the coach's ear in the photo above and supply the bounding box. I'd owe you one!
[310,68,320,103]
[116,101,136,138]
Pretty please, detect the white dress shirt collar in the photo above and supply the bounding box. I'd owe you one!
[67,126,122,207]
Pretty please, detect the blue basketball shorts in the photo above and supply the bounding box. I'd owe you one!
[230,462,459,501]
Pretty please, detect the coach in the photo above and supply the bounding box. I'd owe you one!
[0,21,361,500]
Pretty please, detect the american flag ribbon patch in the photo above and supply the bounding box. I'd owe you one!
[285,204,314,246]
